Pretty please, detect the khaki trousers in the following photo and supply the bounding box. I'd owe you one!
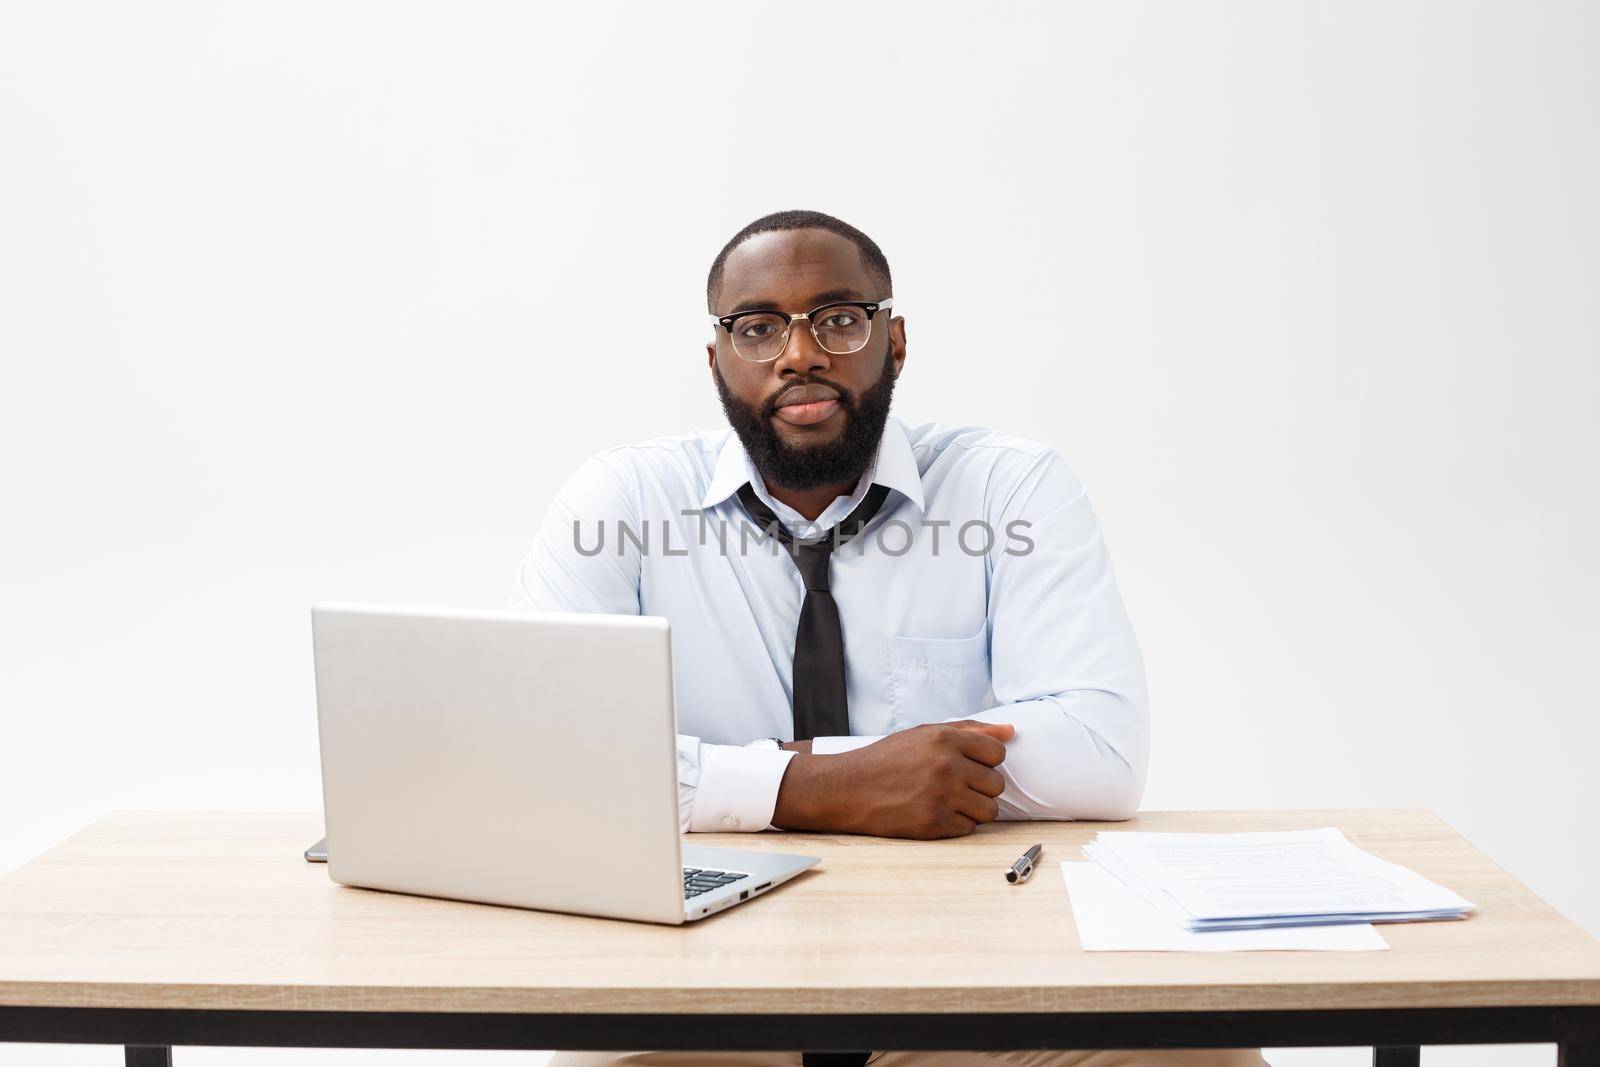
[549,1049,1268,1066]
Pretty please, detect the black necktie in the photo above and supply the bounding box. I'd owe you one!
[735,481,892,742]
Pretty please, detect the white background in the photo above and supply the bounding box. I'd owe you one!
[2,2,1596,1065]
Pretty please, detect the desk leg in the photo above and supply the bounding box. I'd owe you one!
[125,1046,171,1067]
[1373,1048,1420,1067]
[1561,1043,1600,1066]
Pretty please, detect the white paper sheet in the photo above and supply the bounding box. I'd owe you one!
[1061,861,1390,952]
[1088,827,1474,929]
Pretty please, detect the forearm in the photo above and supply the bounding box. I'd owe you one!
[956,693,1147,821]
[769,735,866,831]
[772,691,1148,833]
[770,751,858,832]
[770,721,1013,838]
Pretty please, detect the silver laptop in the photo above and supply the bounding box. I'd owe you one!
[310,602,818,924]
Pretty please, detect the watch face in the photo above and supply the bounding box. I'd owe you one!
[744,737,780,751]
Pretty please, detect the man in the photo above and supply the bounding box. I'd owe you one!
[508,210,1262,1067]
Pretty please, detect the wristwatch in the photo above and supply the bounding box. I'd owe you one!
[744,737,784,752]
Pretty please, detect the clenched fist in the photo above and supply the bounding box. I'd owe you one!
[772,720,1014,839]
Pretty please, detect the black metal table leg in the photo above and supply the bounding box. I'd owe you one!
[125,1046,171,1067]
[1562,1042,1600,1066]
[1374,1048,1420,1067]
[1560,1006,1600,1066]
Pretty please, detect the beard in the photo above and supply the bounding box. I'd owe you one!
[713,353,898,491]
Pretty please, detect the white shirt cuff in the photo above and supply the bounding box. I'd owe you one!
[810,734,884,755]
[688,743,796,833]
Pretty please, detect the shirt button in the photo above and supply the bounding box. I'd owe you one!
[721,815,738,828]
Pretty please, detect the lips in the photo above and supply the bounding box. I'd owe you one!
[772,384,842,427]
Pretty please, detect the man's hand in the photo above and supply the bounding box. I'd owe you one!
[772,720,1014,839]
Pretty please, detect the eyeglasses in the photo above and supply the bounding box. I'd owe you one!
[710,299,893,363]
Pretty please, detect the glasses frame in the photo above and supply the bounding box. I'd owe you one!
[709,298,894,362]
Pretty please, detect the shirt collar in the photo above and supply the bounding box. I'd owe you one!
[699,414,926,517]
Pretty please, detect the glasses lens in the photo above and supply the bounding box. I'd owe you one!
[812,304,873,354]
[728,313,788,361]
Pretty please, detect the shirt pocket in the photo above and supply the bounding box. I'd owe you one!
[884,625,993,731]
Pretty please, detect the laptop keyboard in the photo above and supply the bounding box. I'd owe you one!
[683,867,750,899]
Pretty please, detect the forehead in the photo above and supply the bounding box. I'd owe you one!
[717,229,876,313]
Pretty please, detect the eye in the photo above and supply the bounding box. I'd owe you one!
[821,311,858,328]
[740,322,774,339]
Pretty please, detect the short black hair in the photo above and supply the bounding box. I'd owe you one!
[706,209,892,311]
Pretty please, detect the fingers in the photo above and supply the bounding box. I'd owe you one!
[967,765,1006,798]
[948,719,1016,742]
[952,729,1008,768]
[954,788,1000,826]
[938,812,978,838]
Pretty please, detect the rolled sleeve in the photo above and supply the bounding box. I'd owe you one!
[686,743,797,832]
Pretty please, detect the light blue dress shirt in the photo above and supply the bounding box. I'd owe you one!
[506,416,1149,833]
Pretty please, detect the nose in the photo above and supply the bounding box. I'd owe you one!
[772,315,832,377]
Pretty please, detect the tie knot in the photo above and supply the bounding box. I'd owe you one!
[791,541,833,592]
[733,481,894,596]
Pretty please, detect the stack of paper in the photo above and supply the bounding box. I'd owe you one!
[1083,827,1475,932]
[1060,861,1390,951]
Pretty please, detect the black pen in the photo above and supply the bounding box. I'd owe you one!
[1005,843,1043,884]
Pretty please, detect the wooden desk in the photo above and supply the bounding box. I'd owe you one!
[2,810,1598,1065]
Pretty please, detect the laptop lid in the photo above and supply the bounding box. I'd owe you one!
[311,603,687,924]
